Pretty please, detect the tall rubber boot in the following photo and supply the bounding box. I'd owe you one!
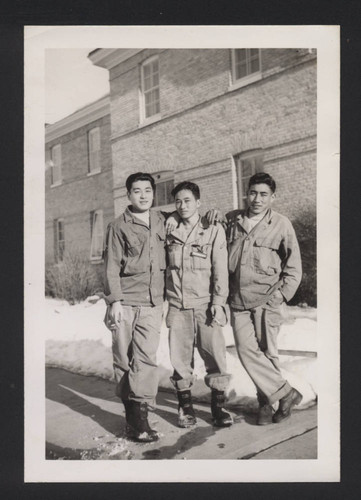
[211,390,233,427]
[125,400,159,442]
[177,390,197,428]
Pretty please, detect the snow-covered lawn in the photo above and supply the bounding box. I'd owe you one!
[45,297,317,410]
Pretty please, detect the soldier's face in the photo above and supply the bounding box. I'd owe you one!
[127,180,154,212]
[175,189,200,221]
[247,183,275,217]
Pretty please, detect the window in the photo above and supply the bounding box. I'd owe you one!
[152,171,174,207]
[154,179,174,207]
[141,56,160,121]
[90,210,104,261]
[51,144,62,186]
[88,127,101,174]
[231,49,261,87]
[54,219,65,261]
[234,152,264,208]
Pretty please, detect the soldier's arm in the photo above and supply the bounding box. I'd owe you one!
[103,223,124,304]
[210,223,229,308]
[279,222,302,302]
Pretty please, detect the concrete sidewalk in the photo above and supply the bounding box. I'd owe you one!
[46,367,317,461]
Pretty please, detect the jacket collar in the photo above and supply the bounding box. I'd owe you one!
[237,208,274,225]
[123,206,162,228]
[169,215,210,243]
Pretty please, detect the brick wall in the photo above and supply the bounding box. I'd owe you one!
[45,115,114,264]
[109,49,316,223]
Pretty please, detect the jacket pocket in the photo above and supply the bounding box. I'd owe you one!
[191,243,211,270]
[253,237,281,275]
[125,235,143,257]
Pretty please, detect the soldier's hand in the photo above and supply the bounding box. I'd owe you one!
[166,212,180,234]
[210,305,227,327]
[205,208,225,225]
[109,301,123,329]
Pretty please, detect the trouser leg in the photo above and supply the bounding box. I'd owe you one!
[194,306,231,392]
[128,304,163,403]
[167,306,196,390]
[111,305,135,401]
[254,304,283,371]
[231,307,291,405]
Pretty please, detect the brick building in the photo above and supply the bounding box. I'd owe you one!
[45,49,317,303]
[89,48,317,221]
[45,95,114,265]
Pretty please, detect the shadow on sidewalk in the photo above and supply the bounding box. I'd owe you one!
[46,367,122,437]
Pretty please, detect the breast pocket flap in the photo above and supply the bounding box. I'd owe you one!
[254,237,280,250]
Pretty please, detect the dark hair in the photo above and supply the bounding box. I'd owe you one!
[126,172,156,192]
[248,172,276,193]
[171,181,200,200]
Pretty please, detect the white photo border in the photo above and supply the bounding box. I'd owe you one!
[24,25,340,482]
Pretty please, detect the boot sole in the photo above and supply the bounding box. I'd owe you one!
[213,420,233,427]
[257,419,273,426]
[126,424,159,443]
[178,419,197,428]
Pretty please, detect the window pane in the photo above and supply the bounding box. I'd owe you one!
[235,49,246,64]
[159,183,166,206]
[236,63,247,79]
[91,211,104,259]
[166,180,174,203]
[56,220,65,260]
[58,220,64,238]
[242,159,253,178]
[145,88,160,118]
[90,128,100,151]
[250,57,260,73]
[151,59,159,73]
[152,70,159,87]
[51,145,62,184]
[143,64,150,78]
[145,101,155,118]
[142,58,160,119]
[153,179,175,207]
[144,74,152,91]
[59,241,65,260]
[234,49,260,81]
[89,150,100,172]
[242,176,251,194]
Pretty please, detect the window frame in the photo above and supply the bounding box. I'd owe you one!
[234,151,264,209]
[140,55,161,125]
[50,144,62,187]
[230,49,262,90]
[90,209,104,262]
[87,127,101,175]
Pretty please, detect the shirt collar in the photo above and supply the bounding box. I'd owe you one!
[123,206,158,227]
[237,208,273,225]
[169,215,210,243]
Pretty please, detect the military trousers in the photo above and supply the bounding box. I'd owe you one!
[105,304,163,403]
[230,300,291,405]
[166,305,231,392]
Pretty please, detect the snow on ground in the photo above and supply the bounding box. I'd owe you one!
[45,297,317,410]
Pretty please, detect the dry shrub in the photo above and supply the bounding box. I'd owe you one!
[290,208,317,307]
[45,249,103,304]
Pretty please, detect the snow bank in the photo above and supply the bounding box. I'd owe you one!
[45,297,317,410]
